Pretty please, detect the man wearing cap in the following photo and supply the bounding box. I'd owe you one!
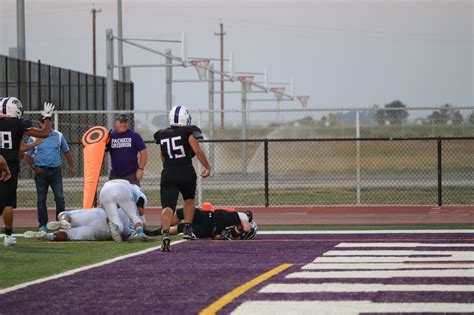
[25,117,75,232]
[106,114,147,186]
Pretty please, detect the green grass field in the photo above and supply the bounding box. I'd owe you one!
[1,224,472,290]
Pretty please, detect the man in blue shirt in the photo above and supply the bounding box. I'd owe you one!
[25,118,75,232]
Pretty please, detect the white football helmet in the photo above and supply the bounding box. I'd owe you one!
[1,97,24,118]
[169,105,191,127]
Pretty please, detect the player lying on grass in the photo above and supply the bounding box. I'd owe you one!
[23,207,145,241]
[144,205,257,241]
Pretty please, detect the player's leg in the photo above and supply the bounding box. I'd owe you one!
[118,197,150,241]
[1,165,18,247]
[34,170,49,231]
[50,167,65,220]
[160,179,179,252]
[99,183,125,242]
[182,199,195,240]
[178,165,197,239]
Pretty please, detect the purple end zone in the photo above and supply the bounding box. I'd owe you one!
[0,232,473,314]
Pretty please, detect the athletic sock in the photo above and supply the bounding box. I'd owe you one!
[4,228,12,236]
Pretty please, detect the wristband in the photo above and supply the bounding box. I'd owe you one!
[138,168,144,170]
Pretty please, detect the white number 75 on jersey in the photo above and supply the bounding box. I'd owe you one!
[160,136,185,159]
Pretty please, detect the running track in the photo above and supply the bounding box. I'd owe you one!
[12,205,474,227]
[1,231,473,314]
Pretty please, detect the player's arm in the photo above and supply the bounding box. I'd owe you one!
[136,148,147,181]
[24,102,55,138]
[189,135,211,177]
[20,138,43,153]
[0,154,11,181]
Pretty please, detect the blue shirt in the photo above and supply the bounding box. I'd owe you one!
[26,129,70,168]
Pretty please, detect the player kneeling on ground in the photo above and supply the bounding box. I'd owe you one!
[99,179,150,242]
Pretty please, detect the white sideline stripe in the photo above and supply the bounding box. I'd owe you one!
[336,242,474,247]
[324,250,474,259]
[314,256,474,263]
[231,301,474,314]
[258,230,474,234]
[0,240,186,295]
[259,283,474,293]
[286,269,474,278]
[302,263,474,270]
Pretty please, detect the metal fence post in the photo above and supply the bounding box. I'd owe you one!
[437,137,443,206]
[165,49,172,113]
[264,139,269,207]
[356,110,361,204]
[106,28,114,130]
[241,80,248,175]
[208,64,215,173]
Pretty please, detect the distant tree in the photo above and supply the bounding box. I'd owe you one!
[375,109,386,125]
[427,104,463,125]
[469,112,474,125]
[375,100,409,125]
[328,113,337,126]
[297,116,314,125]
[320,115,328,126]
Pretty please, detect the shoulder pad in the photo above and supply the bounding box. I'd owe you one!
[189,126,203,140]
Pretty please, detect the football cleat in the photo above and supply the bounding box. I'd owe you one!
[47,220,71,230]
[24,231,47,239]
[161,230,171,252]
[182,224,194,240]
[108,222,122,242]
[4,235,17,247]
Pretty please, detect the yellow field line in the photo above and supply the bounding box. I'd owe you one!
[199,263,293,315]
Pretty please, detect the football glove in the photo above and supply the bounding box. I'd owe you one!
[41,102,55,119]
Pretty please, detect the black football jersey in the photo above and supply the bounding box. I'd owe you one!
[154,125,203,168]
[0,118,32,164]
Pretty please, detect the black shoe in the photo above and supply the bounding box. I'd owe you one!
[161,230,171,252]
[161,237,171,252]
[144,227,161,236]
[183,224,194,240]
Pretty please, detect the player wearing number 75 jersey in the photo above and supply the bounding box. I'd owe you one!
[153,105,211,252]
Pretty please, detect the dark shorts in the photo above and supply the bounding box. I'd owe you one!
[213,210,241,236]
[160,165,197,210]
[176,208,215,239]
[0,163,19,214]
[109,172,140,186]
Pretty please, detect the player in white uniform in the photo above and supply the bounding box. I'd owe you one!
[24,208,134,241]
[99,179,149,242]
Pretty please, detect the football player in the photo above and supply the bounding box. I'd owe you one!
[98,179,150,242]
[154,105,211,252]
[24,207,134,241]
[0,97,54,247]
[145,207,258,241]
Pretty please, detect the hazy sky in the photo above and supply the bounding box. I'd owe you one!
[0,0,472,111]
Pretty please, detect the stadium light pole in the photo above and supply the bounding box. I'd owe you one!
[91,7,102,75]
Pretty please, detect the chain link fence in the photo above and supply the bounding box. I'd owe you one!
[13,108,474,210]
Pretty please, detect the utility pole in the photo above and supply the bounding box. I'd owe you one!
[91,7,102,75]
[117,0,124,81]
[214,23,226,132]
